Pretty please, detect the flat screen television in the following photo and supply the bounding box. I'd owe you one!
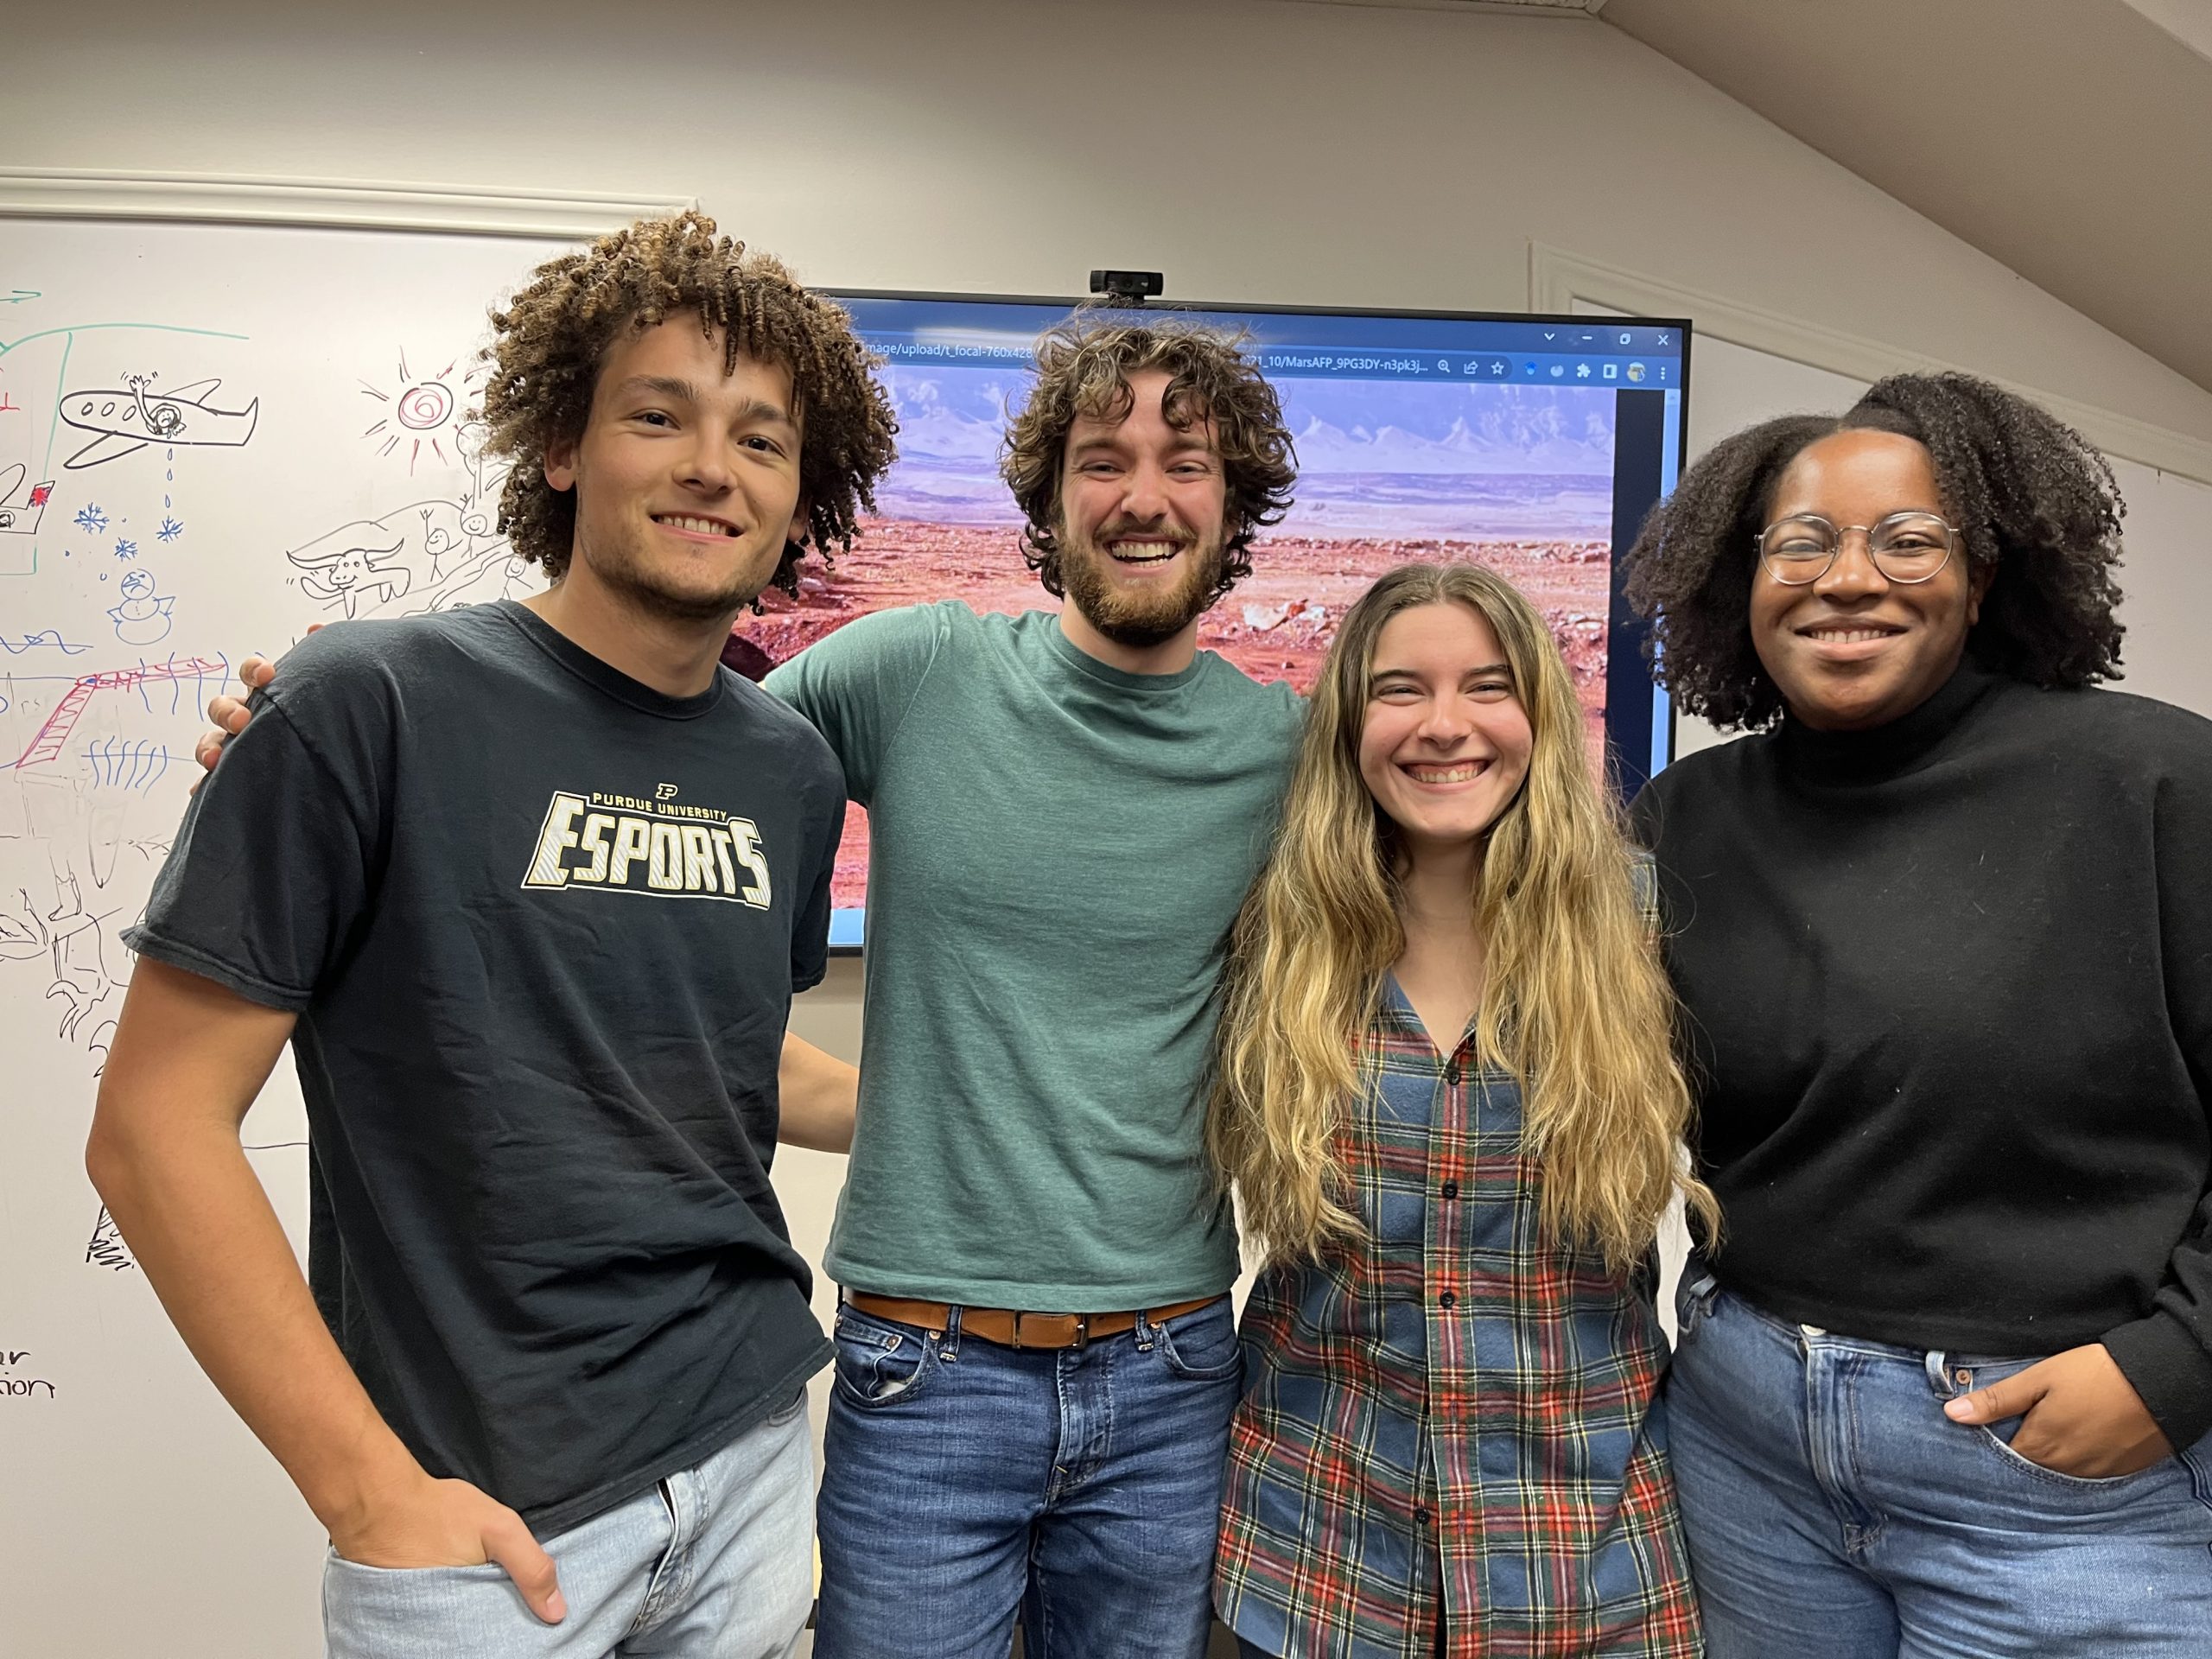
[730,295,1691,950]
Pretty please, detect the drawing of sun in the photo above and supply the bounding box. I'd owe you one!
[360,349,486,473]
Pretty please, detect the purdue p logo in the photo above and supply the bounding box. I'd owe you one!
[521,790,771,908]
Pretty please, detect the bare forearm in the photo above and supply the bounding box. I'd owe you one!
[778,1030,857,1153]
[90,1113,419,1529]
[87,963,421,1535]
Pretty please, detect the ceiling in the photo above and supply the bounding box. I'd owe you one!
[1287,0,2212,393]
[1597,0,2212,395]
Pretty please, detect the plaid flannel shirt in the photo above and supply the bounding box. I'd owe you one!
[1215,979,1701,1658]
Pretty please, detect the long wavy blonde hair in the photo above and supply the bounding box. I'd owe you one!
[1208,562,1718,1271]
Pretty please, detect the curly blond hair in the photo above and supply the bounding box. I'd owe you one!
[479,211,898,592]
[1001,316,1296,606]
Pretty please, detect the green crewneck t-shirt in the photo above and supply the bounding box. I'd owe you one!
[767,602,1304,1308]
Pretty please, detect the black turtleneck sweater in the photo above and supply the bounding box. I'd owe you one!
[1632,664,2212,1447]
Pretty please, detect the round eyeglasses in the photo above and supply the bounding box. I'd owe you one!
[1754,511,1961,586]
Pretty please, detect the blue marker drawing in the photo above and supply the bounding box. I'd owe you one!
[0,631,93,655]
[107,569,173,644]
[112,537,137,561]
[73,502,107,535]
[79,736,176,792]
[156,516,183,543]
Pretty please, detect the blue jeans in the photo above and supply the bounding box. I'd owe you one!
[813,1296,1243,1659]
[1668,1264,2212,1656]
[322,1393,812,1657]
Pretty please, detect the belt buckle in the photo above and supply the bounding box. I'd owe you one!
[1011,1311,1087,1351]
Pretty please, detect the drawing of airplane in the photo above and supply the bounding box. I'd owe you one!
[0,463,54,531]
[60,373,259,469]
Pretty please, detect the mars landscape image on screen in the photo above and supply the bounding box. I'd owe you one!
[730,300,1632,924]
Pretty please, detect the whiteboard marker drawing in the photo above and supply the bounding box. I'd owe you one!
[6,656,228,770]
[0,650,210,1072]
[84,1205,136,1272]
[360,347,486,474]
[0,1347,59,1398]
[0,874,127,1047]
[0,463,54,533]
[61,372,260,469]
[0,631,92,656]
[108,569,175,644]
[285,491,528,620]
[287,533,412,616]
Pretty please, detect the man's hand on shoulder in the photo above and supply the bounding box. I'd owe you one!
[331,1463,565,1622]
[192,654,279,782]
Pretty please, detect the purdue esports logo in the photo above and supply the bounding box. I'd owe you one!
[520,785,772,909]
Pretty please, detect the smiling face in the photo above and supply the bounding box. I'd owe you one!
[1751,429,1990,731]
[543,316,805,622]
[1053,368,1229,650]
[1357,601,1535,859]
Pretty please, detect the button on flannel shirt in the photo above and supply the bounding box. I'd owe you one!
[1215,981,1701,1658]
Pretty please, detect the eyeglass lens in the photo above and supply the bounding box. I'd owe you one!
[1760,512,1953,584]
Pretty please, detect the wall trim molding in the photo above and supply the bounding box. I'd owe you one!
[0,168,696,240]
[1530,242,2212,486]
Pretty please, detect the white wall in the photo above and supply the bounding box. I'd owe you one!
[11,0,2212,445]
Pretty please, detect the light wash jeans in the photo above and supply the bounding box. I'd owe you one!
[323,1393,812,1658]
[1668,1262,2212,1657]
[812,1297,1243,1659]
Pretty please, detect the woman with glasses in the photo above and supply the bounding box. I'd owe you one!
[1210,562,1716,1657]
[1625,372,2212,1655]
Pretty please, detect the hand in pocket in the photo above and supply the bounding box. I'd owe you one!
[332,1469,565,1623]
[1943,1344,2171,1479]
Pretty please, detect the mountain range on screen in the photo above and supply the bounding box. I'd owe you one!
[874,362,1615,534]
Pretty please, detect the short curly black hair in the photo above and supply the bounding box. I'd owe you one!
[1624,372,2126,729]
[480,211,898,595]
[1001,315,1296,607]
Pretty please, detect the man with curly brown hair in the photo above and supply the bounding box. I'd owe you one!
[89,213,896,1659]
[767,316,1305,1659]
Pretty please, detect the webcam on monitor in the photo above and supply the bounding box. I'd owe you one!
[1089,270,1165,303]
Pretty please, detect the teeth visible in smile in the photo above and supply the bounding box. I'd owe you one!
[1807,628,1897,643]
[1109,542,1179,564]
[656,515,737,537]
[1408,763,1484,784]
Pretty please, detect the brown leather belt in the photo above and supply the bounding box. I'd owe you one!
[844,1291,1223,1351]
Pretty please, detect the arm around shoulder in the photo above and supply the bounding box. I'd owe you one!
[762,603,955,804]
[778,1029,857,1154]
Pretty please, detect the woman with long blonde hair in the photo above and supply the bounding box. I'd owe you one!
[1210,562,1716,1658]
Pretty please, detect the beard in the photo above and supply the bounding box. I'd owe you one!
[1057,518,1229,649]
[575,518,786,623]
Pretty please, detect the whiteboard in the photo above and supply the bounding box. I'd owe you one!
[0,219,575,1658]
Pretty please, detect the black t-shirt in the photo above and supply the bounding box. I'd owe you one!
[1633,664,2212,1446]
[126,600,842,1534]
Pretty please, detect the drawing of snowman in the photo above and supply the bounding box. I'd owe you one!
[107,569,175,645]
